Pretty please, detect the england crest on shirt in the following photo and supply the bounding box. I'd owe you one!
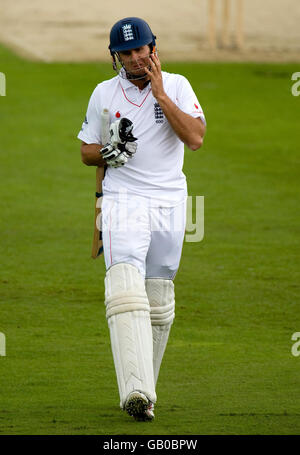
[154,103,164,124]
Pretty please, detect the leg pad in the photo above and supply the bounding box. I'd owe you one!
[105,263,156,407]
[145,279,175,385]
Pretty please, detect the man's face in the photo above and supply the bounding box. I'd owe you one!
[118,45,152,77]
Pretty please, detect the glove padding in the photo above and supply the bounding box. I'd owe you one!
[101,118,137,168]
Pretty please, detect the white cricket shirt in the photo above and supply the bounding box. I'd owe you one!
[77,71,206,203]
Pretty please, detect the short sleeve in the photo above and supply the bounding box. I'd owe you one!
[176,75,206,126]
[77,85,102,144]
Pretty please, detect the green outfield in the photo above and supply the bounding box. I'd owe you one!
[0,43,299,435]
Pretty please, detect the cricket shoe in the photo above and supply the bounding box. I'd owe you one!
[145,402,155,421]
[125,391,155,421]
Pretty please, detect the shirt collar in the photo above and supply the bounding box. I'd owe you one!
[118,75,134,91]
[118,69,151,92]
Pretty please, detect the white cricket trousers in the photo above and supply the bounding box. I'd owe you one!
[101,193,186,279]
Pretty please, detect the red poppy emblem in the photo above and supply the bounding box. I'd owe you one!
[115,111,121,118]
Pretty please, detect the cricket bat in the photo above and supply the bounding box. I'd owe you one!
[91,108,110,259]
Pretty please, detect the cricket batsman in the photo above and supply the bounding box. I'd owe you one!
[78,17,206,421]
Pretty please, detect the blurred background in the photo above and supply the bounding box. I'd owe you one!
[0,0,300,62]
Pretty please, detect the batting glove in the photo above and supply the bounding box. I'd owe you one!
[100,118,137,168]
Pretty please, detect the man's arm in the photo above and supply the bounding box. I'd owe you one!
[155,96,205,151]
[144,54,206,151]
[81,142,106,166]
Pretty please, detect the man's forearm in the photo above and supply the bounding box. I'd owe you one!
[81,143,106,166]
[156,94,205,151]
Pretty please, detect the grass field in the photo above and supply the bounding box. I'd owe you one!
[0,43,300,435]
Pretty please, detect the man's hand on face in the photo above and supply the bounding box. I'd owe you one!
[144,53,165,100]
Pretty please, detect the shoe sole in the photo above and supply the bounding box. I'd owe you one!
[125,393,152,421]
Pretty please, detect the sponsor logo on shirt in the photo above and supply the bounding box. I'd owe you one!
[154,102,164,124]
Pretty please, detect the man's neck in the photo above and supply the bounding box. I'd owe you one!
[129,77,151,91]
